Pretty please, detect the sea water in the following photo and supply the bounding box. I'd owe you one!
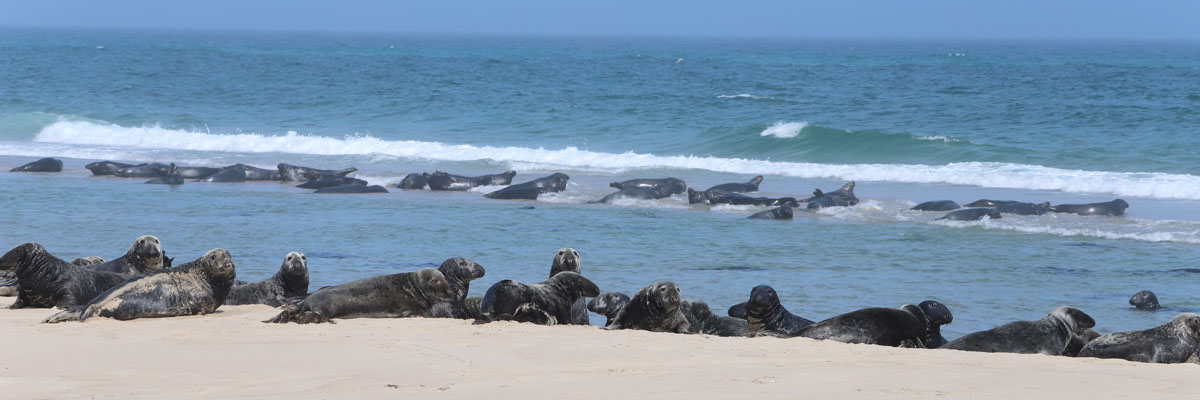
[3,28,1200,337]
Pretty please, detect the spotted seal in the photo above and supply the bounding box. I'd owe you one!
[277,163,357,182]
[604,281,692,333]
[1078,313,1200,363]
[687,189,796,207]
[609,177,687,195]
[71,256,106,266]
[425,257,487,319]
[83,235,165,276]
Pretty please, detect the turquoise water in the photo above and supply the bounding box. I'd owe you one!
[3,28,1200,337]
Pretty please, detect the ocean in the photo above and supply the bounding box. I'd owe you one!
[3,28,1200,337]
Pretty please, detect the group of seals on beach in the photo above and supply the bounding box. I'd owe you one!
[913,198,1130,220]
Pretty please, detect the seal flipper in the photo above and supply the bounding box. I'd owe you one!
[43,306,87,323]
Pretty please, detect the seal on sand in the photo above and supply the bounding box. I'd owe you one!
[225,252,310,307]
[474,272,599,325]
[1078,313,1200,363]
[10,157,63,173]
[604,281,693,333]
[425,257,487,319]
[264,268,451,324]
[941,306,1096,355]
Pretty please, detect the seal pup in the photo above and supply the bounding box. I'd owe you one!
[296,175,367,189]
[277,163,357,182]
[85,161,137,176]
[805,182,859,209]
[963,199,1020,208]
[730,285,814,337]
[43,249,236,323]
[84,235,165,276]
[936,208,1001,221]
[1048,199,1129,216]
[145,163,184,185]
[393,173,428,189]
[687,188,796,207]
[587,292,631,327]
[196,165,247,182]
[264,268,451,324]
[706,176,762,193]
[609,177,687,195]
[604,281,692,333]
[424,170,517,191]
[994,202,1050,215]
[474,272,600,325]
[314,184,388,194]
[911,200,961,211]
[748,204,793,220]
[1129,290,1161,310]
[71,256,106,266]
[424,257,486,319]
[795,305,929,347]
[484,173,569,200]
[10,157,63,172]
[1078,313,1200,363]
[225,252,310,307]
[941,306,1096,355]
[919,300,954,348]
[4,243,132,309]
[682,300,748,337]
[113,163,170,178]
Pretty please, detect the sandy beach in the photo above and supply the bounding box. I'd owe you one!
[2,297,1197,399]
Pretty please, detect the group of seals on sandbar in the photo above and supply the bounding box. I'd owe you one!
[913,198,1130,220]
[2,237,1193,365]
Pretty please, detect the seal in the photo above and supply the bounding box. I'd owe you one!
[682,300,748,337]
[4,243,135,309]
[795,305,929,347]
[484,173,570,200]
[264,268,451,324]
[112,163,170,178]
[196,165,247,182]
[940,306,1096,355]
[994,202,1050,215]
[424,257,487,319]
[963,199,1020,207]
[545,248,589,325]
[729,285,814,337]
[805,182,859,209]
[1064,328,1100,357]
[687,188,796,207]
[145,163,184,185]
[394,173,428,189]
[591,185,677,203]
[424,170,517,191]
[0,270,15,297]
[706,176,763,193]
[85,161,137,176]
[43,249,237,323]
[296,176,367,189]
[919,300,954,348]
[748,204,793,220]
[911,200,961,211]
[84,235,165,276]
[9,157,63,173]
[313,184,388,194]
[174,166,220,179]
[604,281,692,333]
[225,251,310,307]
[1048,199,1129,216]
[936,208,1001,221]
[474,271,599,325]
[71,256,106,266]
[610,177,687,195]
[1129,290,1160,310]
[222,163,281,180]
[587,292,631,327]
[277,163,358,182]
[1079,313,1200,363]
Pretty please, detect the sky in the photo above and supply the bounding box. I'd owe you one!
[1,0,1199,40]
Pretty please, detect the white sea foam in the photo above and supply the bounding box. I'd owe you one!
[914,135,960,142]
[716,93,773,100]
[24,120,1200,201]
[759,121,808,138]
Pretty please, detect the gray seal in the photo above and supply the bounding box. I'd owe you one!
[681,300,748,336]
[919,300,954,348]
[728,285,814,337]
[1078,313,1200,363]
[605,281,693,333]
[795,305,929,347]
[805,182,859,209]
[546,248,589,325]
[10,157,63,173]
[1048,199,1129,216]
[175,166,220,179]
[706,175,762,193]
[474,271,599,325]
[277,163,357,182]
[424,170,517,191]
[687,188,796,207]
[911,200,961,211]
[1064,328,1100,357]
[145,163,184,185]
[85,161,138,176]
[0,270,15,297]
[963,199,1020,208]
[425,257,487,319]
[314,184,388,194]
[196,165,247,182]
[994,202,1050,215]
[936,208,1001,221]
[71,256,106,266]
[484,173,570,200]
[941,306,1096,355]
[587,292,631,327]
[44,249,237,323]
[393,173,428,189]
[591,185,677,203]
[84,235,165,276]
[220,163,281,180]
[610,177,687,195]
[2,243,128,309]
[748,204,793,220]
[264,268,451,324]
[113,163,170,178]
[225,252,310,307]
[1129,290,1161,310]
[296,176,367,189]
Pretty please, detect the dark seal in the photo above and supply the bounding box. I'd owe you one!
[546,248,589,325]
[113,163,170,178]
[264,268,451,324]
[196,165,247,182]
[687,188,796,207]
[963,199,1020,208]
[484,173,570,200]
[84,235,165,276]
[919,300,954,348]
[314,184,388,194]
[682,300,748,337]
[4,243,131,309]
[10,157,63,173]
[729,285,814,337]
[994,202,1050,215]
[1064,328,1101,357]
[610,177,687,195]
[587,292,631,327]
[145,163,184,185]
[1048,199,1129,216]
[591,185,677,203]
[393,173,428,189]
[277,163,357,182]
[296,176,367,189]
[936,208,1001,221]
[706,175,762,193]
[424,170,517,191]
[225,251,310,307]
[424,257,487,319]
[1129,290,1161,310]
[805,182,859,209]
[1078,313,1200,363]
[604,281,693,333]
[796,305,929,347]
[474,271,599,325]
[44,249,237,323]
[941,306,1096,355]
[85,161,137,176]
[911,200,961,211]
[748,204,793,220]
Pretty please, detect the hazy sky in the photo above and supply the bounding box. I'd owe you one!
[2,0,1198,40]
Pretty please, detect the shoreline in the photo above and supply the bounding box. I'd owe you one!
[3,298,1199,399]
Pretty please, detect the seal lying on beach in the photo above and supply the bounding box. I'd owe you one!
[1048,199,1129,216]
[44,249,237,323]
[83,235,165,276]
[277,163,357,182]
[113,163,170,178]
[424,170,517,191]
[706,176,762,193]
[687,189,796,207]
[1078,313,1200,363]
[682,300,748,337]
[10,157,63,173]
[748,204,793,220]
[805,182,859,209]
[796,305,929,347]
[919,300,954,348]
[1129,290,1161,310]
[145,163,184,185]
[728,285,814,337]
[264,268,450,324]
[393,173,428,189]
[225,252,310,307]
[212,163,281,181]
[937,208,1001,221]
[173,165,220,179]
[941,306,1096,355]
[5,243,136,309]
[85,161,138,175]
[71,256,105,266]
[605,281,692,334]
[610,177,687,195]
[484,173,570,200]
[425,257,486,319]
[911,200,961,211]
[196,165,247,182]
[474,272,599,325]
[588,292,631,327]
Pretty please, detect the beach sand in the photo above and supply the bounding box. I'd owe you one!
[2,297,1198,399]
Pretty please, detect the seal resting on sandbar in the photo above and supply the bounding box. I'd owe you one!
[748,204,793,220]
[1129,290,1160,310]
[728,285,814,337]
[795,304,929,347]
[10,157,62,172]
[591,185,677,203]
[43,249,237,323]
[937,208,1001,221]
[604,281,693,333]
[609,177,687,195]
[83,235,165,276]
[277,163,357,182]
[919,300,954,348]
[994,202,1050,215]
[682,300,748,336]
[264,268,450,324]
[296,175,367,189]
[587,292,631,327]
[424,257,486,319]
[484,173,570,200]
[71,256,105,266]
[940,306,1096,355]
[1078,313,1200,363]
[225,252,310,307]
[145,163,184,185]
[4,243,141,309]
[474,272,599,325]
[706,175,762,193]
[314,184,388,194]
[85,161,138,176]
[911,200,961,211]
[687,189,796,207]
[1048,199,1129,216]
[424,170,517,191]
[196,165,247,182]
[805,182,859,209]
[963,199,1019,208]
[392,173,427,189]
[113,163,170,178]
